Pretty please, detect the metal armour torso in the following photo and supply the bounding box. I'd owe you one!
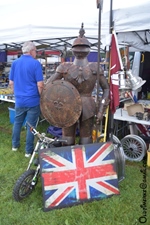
[56,62,102,120]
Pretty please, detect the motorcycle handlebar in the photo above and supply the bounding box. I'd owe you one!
[26,121,68,144]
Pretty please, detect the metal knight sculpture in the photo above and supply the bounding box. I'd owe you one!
[40,23,110,145]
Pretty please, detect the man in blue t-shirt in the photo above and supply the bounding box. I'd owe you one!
[9,41,44,157]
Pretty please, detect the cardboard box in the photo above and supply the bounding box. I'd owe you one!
[124,101,135,110]
[126,103,144,116]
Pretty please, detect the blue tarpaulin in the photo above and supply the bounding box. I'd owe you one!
[0,52,7,62]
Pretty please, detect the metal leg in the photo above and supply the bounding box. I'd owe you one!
[128,122,138,135]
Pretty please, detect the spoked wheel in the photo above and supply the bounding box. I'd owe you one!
[121,134,147,161]
[130,134,147,151]
[13,169,37,202]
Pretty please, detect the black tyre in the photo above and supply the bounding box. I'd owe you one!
[13,169,37,202]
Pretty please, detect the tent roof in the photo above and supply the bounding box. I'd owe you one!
[0,0,150,52]
[0,0,99,52]
[101,0,150,51]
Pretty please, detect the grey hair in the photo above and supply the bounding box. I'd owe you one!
[22,41,36,53]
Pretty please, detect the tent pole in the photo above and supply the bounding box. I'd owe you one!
[109,0,113,34]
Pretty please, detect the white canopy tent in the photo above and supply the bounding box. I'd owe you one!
[101,0,150,52]
[0,0,150,52]
[0,0,99,52]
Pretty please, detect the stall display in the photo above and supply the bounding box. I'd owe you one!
[0,88,15,103]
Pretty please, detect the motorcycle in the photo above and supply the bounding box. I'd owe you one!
[12,122,67,202]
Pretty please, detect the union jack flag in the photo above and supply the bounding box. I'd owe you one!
[39,142,120,211]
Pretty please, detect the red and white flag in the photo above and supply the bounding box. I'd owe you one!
[109,31,123,114]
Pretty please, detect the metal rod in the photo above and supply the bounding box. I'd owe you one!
[109,0,113,34]
[107,0,114,141]
[96,2,102,108]
[96,2,103,142]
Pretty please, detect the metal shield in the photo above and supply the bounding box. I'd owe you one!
[40,80,82,128]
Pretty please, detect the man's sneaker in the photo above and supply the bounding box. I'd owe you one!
[25,153,31,158]
[12,147,18,151]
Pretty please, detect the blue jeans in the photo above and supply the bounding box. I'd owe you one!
[12,105,40,154]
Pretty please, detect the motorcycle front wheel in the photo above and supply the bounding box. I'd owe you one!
[13,169,37,202]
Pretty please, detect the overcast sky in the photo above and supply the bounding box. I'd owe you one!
[0,0,149,32]
[0,0,148,12]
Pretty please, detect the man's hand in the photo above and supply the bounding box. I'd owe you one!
[96,111,103,124]
[9,80,14,92]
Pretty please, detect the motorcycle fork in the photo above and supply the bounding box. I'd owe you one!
[27,140,42,171]
[30,164,40,187]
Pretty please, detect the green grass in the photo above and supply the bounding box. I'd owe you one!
[0,101,150,225]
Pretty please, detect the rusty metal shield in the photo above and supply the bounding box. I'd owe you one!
[40,80,82,128]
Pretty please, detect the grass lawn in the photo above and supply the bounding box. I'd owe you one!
[0,101,150,225]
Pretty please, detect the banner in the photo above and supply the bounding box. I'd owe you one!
[39,142,119,211]
[109,31,123,114]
